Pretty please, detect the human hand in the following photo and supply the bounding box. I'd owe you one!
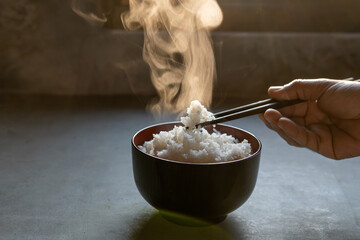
[259,78,360,160]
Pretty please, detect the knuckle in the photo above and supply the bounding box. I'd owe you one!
[289,79,302,87]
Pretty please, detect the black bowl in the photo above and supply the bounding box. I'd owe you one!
[131,122,261,225]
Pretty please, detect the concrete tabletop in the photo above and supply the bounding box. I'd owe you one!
[1,98,360,240]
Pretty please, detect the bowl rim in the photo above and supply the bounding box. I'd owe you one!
[132,121,262,166]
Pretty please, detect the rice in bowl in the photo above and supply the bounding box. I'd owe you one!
[139,100,252,163]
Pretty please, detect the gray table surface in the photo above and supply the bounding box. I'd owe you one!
[1,101,360,240]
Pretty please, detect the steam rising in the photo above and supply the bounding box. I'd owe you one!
[71,0,107,27]
[122,0,223,114]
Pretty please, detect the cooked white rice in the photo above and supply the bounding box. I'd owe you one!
[139,100,252,163]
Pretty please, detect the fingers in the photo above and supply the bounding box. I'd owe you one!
[261,109,302,147]
[268,79,338,101]
[259,113,272,129]
[277,117,320,152]
[275,102,309,118]
[260,108,326,153]
[280,120,338,158]
[261,111,342,159]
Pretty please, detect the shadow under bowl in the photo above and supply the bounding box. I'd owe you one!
[131,122,261,225]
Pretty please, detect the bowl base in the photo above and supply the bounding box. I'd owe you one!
[159,211,226,227]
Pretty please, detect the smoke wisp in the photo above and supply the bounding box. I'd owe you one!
[122,0,223,114]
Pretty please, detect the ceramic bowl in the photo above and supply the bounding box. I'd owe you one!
[131,122,261,224]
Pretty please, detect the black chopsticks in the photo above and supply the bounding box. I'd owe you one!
[197,98,304,127]
[197,77,359,128]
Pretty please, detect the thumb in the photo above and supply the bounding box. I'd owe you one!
[268,79,337,101]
